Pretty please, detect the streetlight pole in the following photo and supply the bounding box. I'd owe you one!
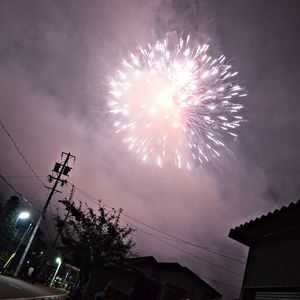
[50,257,62,286]
[2,211,31,270]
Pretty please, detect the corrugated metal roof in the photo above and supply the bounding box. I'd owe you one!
[229,199,300,246]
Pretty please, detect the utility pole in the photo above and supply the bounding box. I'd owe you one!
[14,152,75,277]
[42,185,75,270]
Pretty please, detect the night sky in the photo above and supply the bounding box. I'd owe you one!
[1,1,300,298]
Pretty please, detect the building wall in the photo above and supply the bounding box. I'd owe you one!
[84,264,220,300]
[136,264,219,300]
[159,270,203,299]
[83,267,135,299]
[243,228,300,288]
[83,266,161,300]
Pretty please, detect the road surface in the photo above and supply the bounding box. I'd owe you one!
[0,275,66,299]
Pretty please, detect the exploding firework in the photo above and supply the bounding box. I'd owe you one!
[108,33,246,169]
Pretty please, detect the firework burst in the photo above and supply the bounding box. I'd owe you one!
[108,33,246,169]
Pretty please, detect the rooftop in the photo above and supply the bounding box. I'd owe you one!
[130,256,222,298]
[229,199,300,246]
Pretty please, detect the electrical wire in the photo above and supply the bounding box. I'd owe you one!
[0,172,41,210]
[130,224,242,297]
[0,121,243,291]
[0,173,22,197]
[68,184,244,280]
[63,186,243,294]
[124,218,243,278]
[72,183,246,263]
[122,213,245,263]
[0,119,46,187]
[2,175,48,178]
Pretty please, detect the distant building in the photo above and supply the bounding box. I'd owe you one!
[229,200,300,300]
[84,256,222,300]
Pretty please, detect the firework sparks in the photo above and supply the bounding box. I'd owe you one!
[108,33,246,169]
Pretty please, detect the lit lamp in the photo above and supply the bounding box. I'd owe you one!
[18,211,30,220]
[50,257,62,286]
[3,211,31,270]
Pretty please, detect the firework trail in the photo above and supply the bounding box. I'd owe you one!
[108,33,246,169]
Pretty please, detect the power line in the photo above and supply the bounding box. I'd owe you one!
[124,218,242,296]
[122,213,245,264]
[132,227,243,292]
[69,184,244,279]
[125,218,243,278]
[72,183,246,263]
[141,235,241,294]
[0,172,40,210]
[57,194,240,297]
[1,175,48,178]
[0,120,46,187]
[0,173,22,197]
[63,187,243,290]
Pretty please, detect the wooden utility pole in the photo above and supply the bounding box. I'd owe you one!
[14,152,75,277]
[44,185,75,267]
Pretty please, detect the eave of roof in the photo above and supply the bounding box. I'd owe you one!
[129,256,158,263]
[229,199,300,246]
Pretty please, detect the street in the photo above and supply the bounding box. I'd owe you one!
[0,275,66,299]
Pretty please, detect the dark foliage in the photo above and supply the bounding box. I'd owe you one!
[0,196,20,251]
[55,200,135,289]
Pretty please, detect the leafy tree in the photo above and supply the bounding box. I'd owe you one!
[0,196,20,268]
[0,196,20,251]
[55,200,134,292]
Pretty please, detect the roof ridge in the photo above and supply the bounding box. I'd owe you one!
[230,199,300,232]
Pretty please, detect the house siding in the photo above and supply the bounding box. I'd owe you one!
[243,228,300,288]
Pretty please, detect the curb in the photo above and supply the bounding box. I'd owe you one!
[1,294,67,300]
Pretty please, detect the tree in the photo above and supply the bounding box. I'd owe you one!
[55,200,134,292]
[0,196,20,267]
[0,196,20,249]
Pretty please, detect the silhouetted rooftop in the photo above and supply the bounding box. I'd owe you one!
[129,256,222,298]
[229,199,300,246]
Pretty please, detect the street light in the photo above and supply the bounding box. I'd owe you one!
[14,210,31,249]
[50,257,62,286]
[56,257,62,264]
[3,211,32,271]
[18,211,30,220]
[13,212,34,277]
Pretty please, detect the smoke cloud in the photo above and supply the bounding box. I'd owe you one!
[1,1,300,298]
